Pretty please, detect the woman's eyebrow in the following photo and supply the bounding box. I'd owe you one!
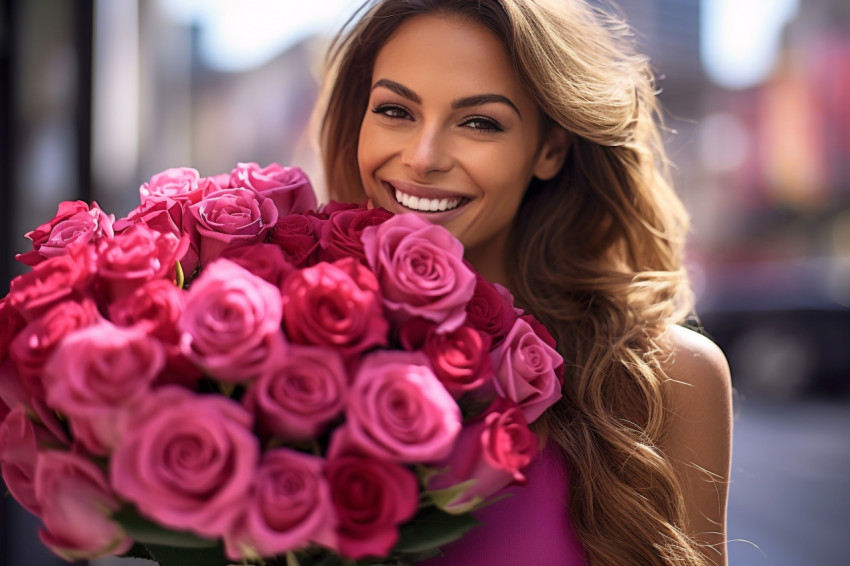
[371,78,420,103]
[371,78,521,119]
[452,94,521,119]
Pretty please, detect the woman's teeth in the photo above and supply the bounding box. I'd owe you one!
[394,189,462,212]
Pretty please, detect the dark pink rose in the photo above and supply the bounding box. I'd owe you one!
[224,448,336,560]
[319,200,365,216]
[110,386,259,538]
[326,455,418,560]
[330,351,461,463]
[96,224,189,302]
[244,345,347,441]
[179,259,285,381]
[317,207,393,264]
[220,242,293,288]
[113,196,184,239]
[35,451,132,561]
[43,322,164,455]
[16,201,114,267]
[491,318,563,422]
[139,166,210,205]
[362,214,476,333]
[423,324,493,398]
[184,187,278,272]
[0,361,68,445]
[269,214,320,267]
[427,397,537,513]
[228,162,317,216]
[465,274,518,349]
[281,258,388,358]
[0,298,27,363]
[108,279,184,343]
[0,406,59,514]
[10,299,101,403]
[7,245,96,322]
[108,279,197,386]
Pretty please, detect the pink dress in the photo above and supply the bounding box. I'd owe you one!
[420,442,587,565]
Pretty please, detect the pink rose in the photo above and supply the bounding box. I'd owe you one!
[35,451,132,561]
[362,214,476,333]
[0,406,57,514]
[180,259,284,381]
[16,201,114,267]
[43,321,164,455]
[10,299,101,400]
[244,345,347,441]
[281,258,388,358]
[228,162,317,216]
[491,318,563,422]
[317,207,393,264]
[269,214,320,267]
[465,274,518,348]
[330,351,461,463]
[110,386,259,538]
[184,187,278,272]
[326,455,418,560]
[139,166,213,205]
[220,242,293,288]
[96,224,189,301]
[427,397,537,513]
[7,244,96,322]
[225,448,336,560]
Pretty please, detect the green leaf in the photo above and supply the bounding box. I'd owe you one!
[113,506,219,549]
[144,542,229,566]
[394,507,480,554]
[120,542,155,561]
[423,479,483,515]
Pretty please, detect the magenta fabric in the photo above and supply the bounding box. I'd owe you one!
[421,442,587,565]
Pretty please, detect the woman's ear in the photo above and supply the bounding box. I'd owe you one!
[533,126,571,181]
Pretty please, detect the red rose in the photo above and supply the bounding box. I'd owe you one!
[281,258,388,358]
[326,455,418,560]
[220,242,293,288]
[268,214,320,267]
[0,299,26,364]
[317,207,393,264]
[423,324,493,398]
[16,201,114,267]
[465,274,518,348]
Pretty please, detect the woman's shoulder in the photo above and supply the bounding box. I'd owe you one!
[658,324,733,564]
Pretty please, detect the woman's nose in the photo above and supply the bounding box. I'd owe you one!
[401,126,452,177]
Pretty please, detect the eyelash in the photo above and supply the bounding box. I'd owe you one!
[370,104,505,134]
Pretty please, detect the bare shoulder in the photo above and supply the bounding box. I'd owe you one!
[659,325,733,565]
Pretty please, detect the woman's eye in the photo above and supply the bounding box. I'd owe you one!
[461,116,504,133]
[371,104,411,120]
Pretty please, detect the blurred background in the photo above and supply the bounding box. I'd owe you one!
[1,0,848,565]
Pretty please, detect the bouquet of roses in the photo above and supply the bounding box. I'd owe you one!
[0,163,564,566]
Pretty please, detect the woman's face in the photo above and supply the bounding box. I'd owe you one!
[357,14,564,268]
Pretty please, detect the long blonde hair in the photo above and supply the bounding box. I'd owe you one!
[318,1,706,564]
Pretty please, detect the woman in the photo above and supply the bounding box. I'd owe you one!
[317,1,733,564]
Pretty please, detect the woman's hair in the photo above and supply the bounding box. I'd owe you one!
[318,1,706,564]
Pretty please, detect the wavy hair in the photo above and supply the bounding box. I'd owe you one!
[318,1,706,564]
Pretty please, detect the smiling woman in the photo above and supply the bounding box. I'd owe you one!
[318,1,732,565]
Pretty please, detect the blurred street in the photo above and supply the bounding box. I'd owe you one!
[726,397,850,566]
